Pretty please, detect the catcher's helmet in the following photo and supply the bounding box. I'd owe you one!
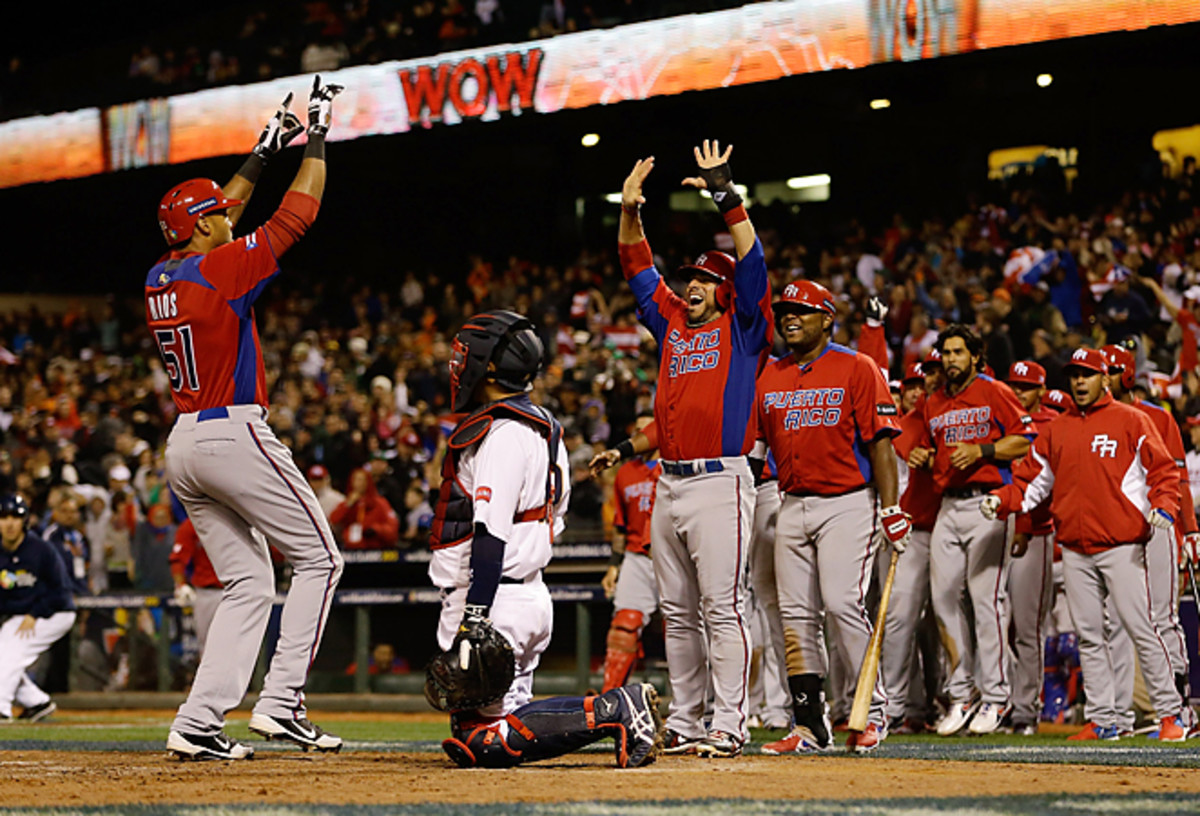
[1101,344,1136,390]
[449,310,544,412]
[158,179,243,247]
[0,493,29,519]
[676,251,736,310]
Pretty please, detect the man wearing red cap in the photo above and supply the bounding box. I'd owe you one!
[1004,361,1059,733]
[1101,344,1197,732]
[616,142,773,757]
[147,77,347,760]
[982,347,1186,742]
[306,464,345,519]
[883,361,945,733]
[756,279,906,755]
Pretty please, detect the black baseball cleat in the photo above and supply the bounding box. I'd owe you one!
[17,701,56,722]
[167,730,255,760]
[612,683,664,768]
[248,713,343,752]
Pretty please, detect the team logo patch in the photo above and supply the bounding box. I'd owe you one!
[158,273,169,285]
[186,197,218,215]
[876,403,898,416]
[475,487,492,502]
[1091,434,1118,458]
[1020,415,1033,425]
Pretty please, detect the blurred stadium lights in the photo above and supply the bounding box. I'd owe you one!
[787,174,832,190]
[1037,73,1054,87]
[870,98,891,110]
[581,133,601,147]
[603,193,623,204]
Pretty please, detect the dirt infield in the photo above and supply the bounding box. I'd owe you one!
[5,750,1200,808]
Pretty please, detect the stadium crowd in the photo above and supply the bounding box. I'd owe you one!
[2,157,1200,707]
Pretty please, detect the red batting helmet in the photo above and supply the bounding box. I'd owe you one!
[1101,344,1136,389]
[677,251,736,310]
[776,280,836,317]
[158,179,243,246]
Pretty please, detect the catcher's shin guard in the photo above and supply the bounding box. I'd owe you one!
[443,687,657,768]
[602,609,645,693]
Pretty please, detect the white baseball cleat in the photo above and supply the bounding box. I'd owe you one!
[248,713,343,752]
[967,703,1010,735]
[167,730,255,760]
[935,699,981,736]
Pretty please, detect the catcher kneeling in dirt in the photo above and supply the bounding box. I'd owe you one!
[424,310,663,768]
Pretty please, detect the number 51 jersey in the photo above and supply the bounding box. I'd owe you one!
[144,227,280,413]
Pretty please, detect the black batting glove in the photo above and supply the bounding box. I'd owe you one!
[252,92,304,162]
[307,74,344,138]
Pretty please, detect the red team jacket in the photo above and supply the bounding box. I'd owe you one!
[619,239,772,461]
[145,191,320,412]
[917,374,1034,492]
[169,518,221,589]
[755,344,900,495]
[613,458,660,556]
[994,393,1180,554]
[1133,398,1199,537]
[1014,405,1059,537]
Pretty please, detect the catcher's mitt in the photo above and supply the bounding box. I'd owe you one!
[425,616,515,712]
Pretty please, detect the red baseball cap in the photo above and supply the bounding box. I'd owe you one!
[307,464,328,480]
[1186,415,1200,428]
[1044,389,1070,411]
[1007,361,1046,387]
[1064,347,1107,375]
[902,363,925,384]
[924,349,942,367]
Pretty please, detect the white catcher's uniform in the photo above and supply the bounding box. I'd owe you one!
[431,417,570,718]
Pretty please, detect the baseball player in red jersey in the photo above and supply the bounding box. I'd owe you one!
[600,413,661,692]
[1101,344,1197,731]
[907,324,1034,736]
[149,77,346,760]
[169,517,223,657]
[983,347,1186,741]
[1003,361,1059,734]
[755,281,908,755]
[618,142,773,757]
[883,361,945,732]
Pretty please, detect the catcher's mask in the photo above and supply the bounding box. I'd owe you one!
[449,310,544,412]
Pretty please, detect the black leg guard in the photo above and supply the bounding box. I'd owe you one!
[444,693,626,768]
[788,673,831,748]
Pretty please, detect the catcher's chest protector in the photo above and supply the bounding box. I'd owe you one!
[429,395,563,550]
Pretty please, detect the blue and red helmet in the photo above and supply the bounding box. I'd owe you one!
[158,179,243,246]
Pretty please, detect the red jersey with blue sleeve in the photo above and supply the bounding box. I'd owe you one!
[755,344,900,495]
[1013,405,1058,536]
[618,238,772,461]
[612,458,660,556]
[919,374,1035,491]
[145,191,319,413]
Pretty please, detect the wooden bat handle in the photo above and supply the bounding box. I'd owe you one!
[848,548,900,733]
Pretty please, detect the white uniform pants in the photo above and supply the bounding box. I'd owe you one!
[0,611,76,717]
[438,579,553,718]
[166,406,344,735]
[1008,532,1054,725]
[652,459,755,741]
[881,530,932,723]
[1062,545,1181,728]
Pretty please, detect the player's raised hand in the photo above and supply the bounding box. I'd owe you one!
[682,139,734,190]
[307,74,345,137]
[622,157,655,209]
[253,92,304,161]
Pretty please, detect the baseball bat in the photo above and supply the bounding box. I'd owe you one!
[848,548,900,733]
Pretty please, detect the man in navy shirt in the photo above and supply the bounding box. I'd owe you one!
[0,494,76,722]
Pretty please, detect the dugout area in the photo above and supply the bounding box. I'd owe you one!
[4,710,1200,814]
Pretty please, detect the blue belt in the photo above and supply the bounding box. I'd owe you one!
[197,407,229,422]
[661,460,725,477]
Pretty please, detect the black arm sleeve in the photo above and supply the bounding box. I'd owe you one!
[465,522,505,609]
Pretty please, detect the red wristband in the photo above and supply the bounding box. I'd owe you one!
[619,239,654,274]
[722,205,749,227]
